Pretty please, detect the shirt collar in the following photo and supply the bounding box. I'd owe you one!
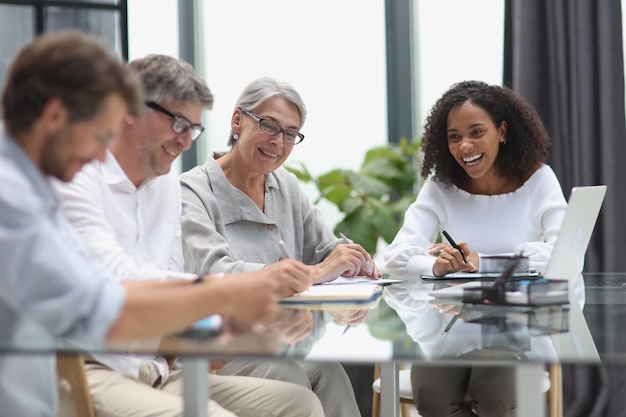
[208,151,280,192]
[102,149,129,186]
[102,149,157,191]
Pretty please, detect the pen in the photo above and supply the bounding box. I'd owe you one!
[278,240,290,259]
[339,232,374,274]
[441,306,464,337]
[438,225,472,267]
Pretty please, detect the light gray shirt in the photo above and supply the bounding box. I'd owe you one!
[0,127,125,417]
[180,156,341,275]
[180,156,340,354]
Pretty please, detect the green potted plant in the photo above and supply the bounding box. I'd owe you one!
[286,137,423,255]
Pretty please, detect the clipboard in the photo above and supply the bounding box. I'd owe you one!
[279,283,383,310]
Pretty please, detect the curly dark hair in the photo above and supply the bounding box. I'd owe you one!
[420,80,550,185]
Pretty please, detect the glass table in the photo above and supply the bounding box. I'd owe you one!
[4,272,623,417]
[159,273,605,417]
[308,273,600,417]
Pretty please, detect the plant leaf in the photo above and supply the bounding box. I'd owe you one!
[369,199,402,243]
[334,206,379,253]
[284,162,312,183]
[346,171,389,198]
[317,169,351,206]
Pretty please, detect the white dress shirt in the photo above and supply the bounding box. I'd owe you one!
[53,151,193,379]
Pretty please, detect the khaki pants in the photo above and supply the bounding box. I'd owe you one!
[58,361,324,417]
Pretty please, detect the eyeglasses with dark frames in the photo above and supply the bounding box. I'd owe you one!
[145,101,205,141]
[241,109,304,145]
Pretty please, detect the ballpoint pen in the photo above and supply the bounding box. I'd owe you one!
[338,232,374,336]
[339,232,374,274]
[278,240,290,259]
[438,225,472,267]
[441,306,464,337]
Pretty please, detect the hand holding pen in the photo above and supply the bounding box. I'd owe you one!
[430,226,476,276]
[338,232,376,276]
[267,240,312,296]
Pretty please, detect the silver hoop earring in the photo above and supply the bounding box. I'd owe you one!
[500,137,507,145]
[233,133,239,140]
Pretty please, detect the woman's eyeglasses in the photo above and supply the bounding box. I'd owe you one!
[241,109,304,145]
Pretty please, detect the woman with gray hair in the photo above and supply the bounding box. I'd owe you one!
[180,77,379,417]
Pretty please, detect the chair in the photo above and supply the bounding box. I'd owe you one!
[371,363,412,417]
[371,363,563,417]
[56,353,96,417]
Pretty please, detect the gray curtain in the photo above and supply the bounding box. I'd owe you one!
[503,0,626,274]
[504,1,626,416]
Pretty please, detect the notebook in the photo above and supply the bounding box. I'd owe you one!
[430,185,607,298]
[280,283,383,310]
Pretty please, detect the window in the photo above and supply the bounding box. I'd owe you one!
[199,0,388,178]
[0,0,127,83]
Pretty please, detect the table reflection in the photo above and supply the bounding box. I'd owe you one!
[383,278,569,364]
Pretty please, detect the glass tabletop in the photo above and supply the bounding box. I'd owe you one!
[1,272,624,367]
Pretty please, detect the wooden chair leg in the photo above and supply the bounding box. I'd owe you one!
[56,353,96,417]
[548,363,563,417]
[372,363,381,417]
[400,402,410,417]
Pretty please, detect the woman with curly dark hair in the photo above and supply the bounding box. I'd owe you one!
[383,81,582,417]
[384,80,575,281]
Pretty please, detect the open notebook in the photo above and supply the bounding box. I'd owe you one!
[280,283,383,309]
[430,185,607,299]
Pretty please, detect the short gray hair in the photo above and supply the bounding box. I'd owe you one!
[128,54,213,110]
[228,77,307,146]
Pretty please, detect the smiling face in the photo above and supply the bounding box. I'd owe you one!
[446,101,507,190]
[124,100,203,184]
[41,93,127,182]
[230,96,301,177]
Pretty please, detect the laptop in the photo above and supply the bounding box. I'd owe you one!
[430,185,607,297]
[543,185,606,283]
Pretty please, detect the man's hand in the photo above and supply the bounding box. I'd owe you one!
[217,273,281,323]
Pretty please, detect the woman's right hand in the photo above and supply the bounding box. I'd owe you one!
[429,242,476,276]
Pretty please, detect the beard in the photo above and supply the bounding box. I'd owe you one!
[40,128,79,182]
